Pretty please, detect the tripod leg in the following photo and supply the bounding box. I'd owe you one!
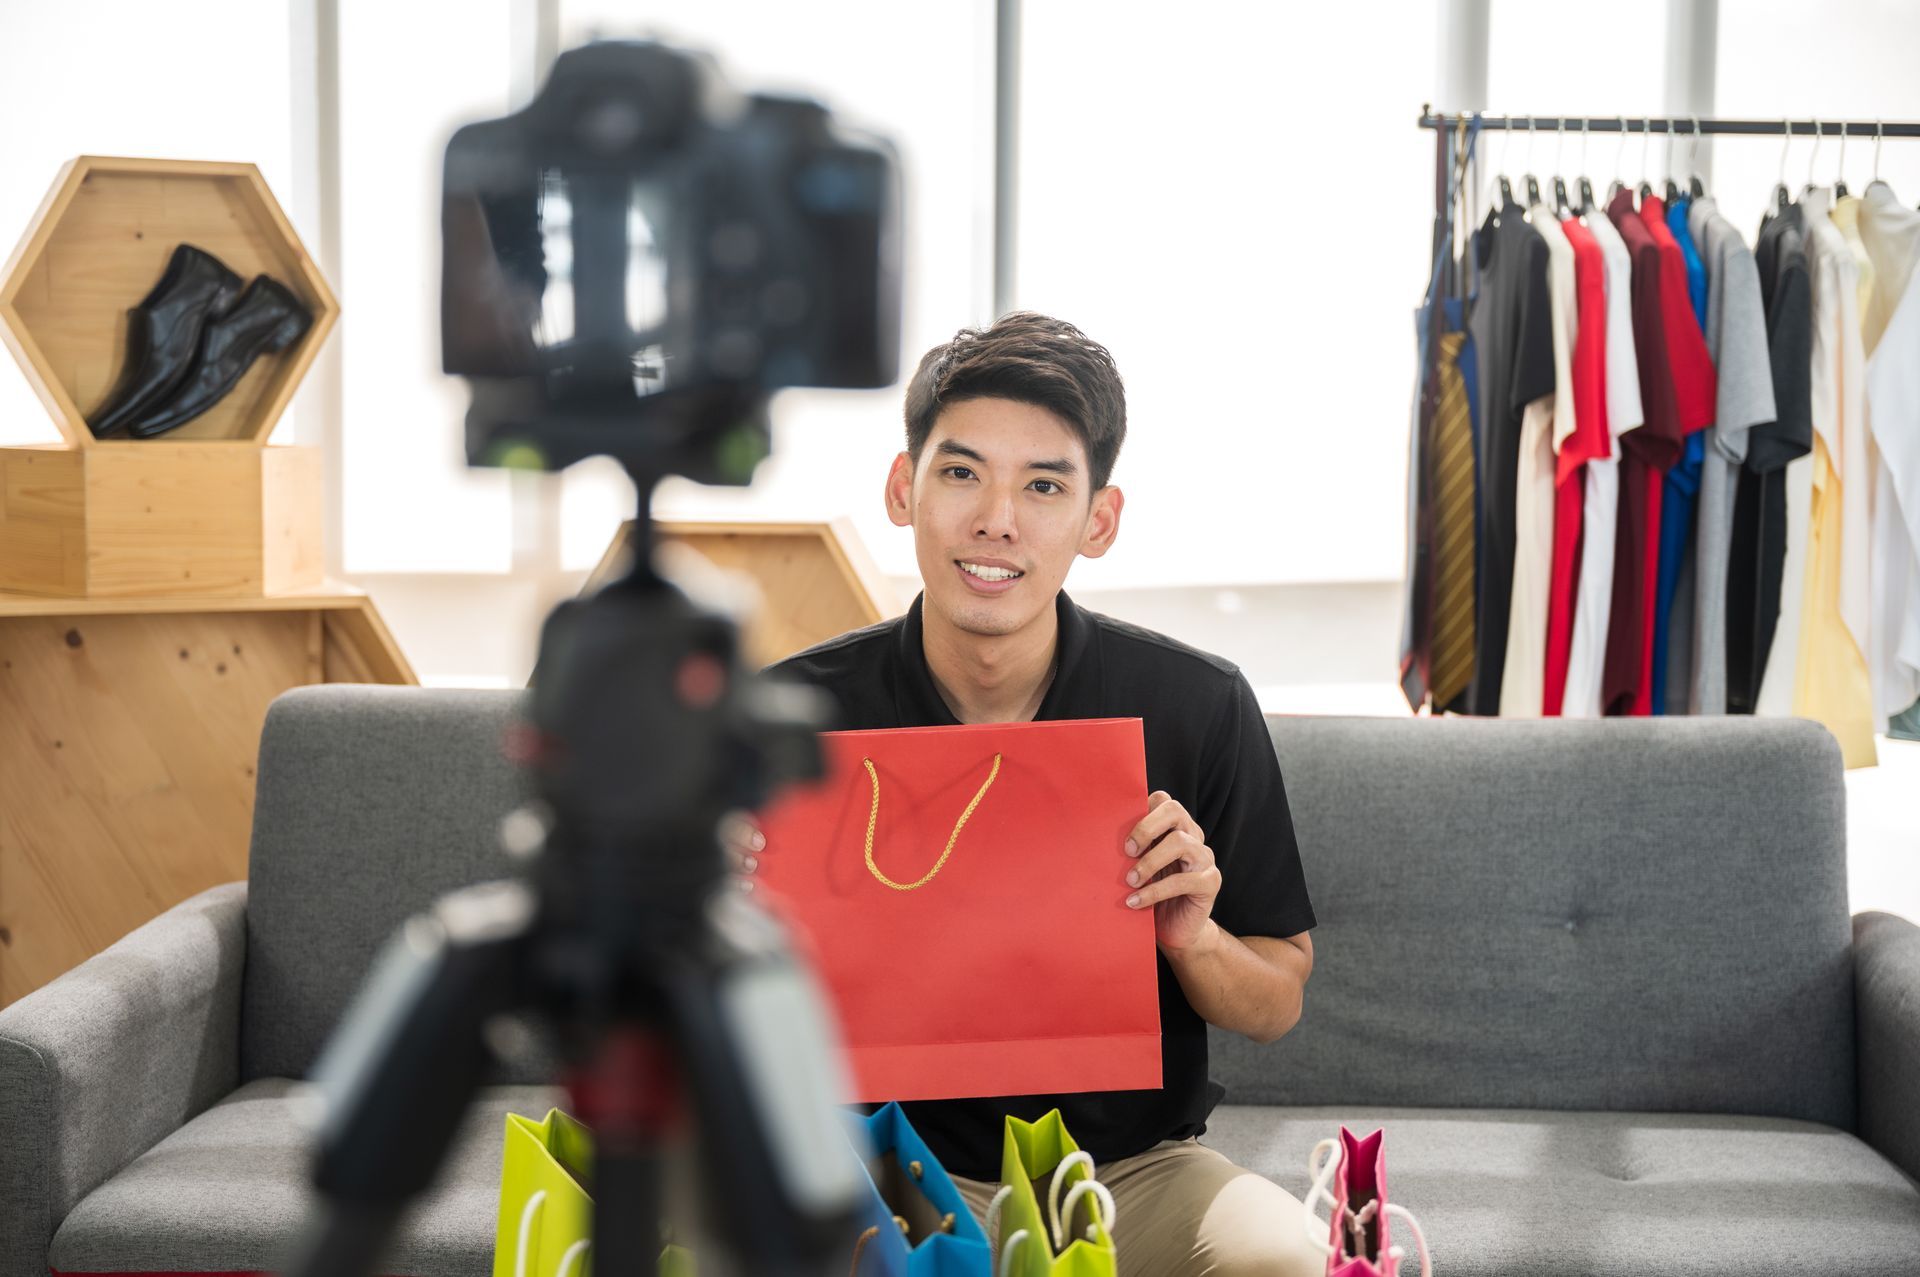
[281,881,534,1277]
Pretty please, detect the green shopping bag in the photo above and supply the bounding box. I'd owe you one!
[493,1109,596,1277]
[982,1111,1118,1277]
[491,1107,694,1277]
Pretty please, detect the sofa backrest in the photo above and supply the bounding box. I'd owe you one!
[242,688,1857,1130]
[1209,714,1855,1129]
[240,685,529,1082]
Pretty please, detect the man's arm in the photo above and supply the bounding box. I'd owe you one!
[1125,789,1314,1045]
[1164,927,1312,1045]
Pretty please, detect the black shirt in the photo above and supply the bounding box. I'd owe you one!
[1727,205,1814,713]
[1467,201,1556,715]
[767,589,1316,1180]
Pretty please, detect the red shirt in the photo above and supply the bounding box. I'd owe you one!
[1603,190,1680,715]
[1545,217,1610,715]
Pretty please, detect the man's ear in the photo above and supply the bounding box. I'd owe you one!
[884,451,915,527]
[1079,485,1124,559]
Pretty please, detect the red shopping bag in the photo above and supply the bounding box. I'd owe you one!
[753,718,1161,1103]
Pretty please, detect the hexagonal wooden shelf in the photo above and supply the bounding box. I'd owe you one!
[0,157,334,597]
[0,156,338,445]
[585,517,905,668]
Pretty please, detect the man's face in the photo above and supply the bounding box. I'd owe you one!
[885,397,1122,638]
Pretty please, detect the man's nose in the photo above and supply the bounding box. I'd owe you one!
[973,488,1018,540]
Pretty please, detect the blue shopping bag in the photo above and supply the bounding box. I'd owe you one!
[845,1102,991,1276]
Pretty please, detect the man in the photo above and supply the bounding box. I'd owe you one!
[730,311,1321,1275]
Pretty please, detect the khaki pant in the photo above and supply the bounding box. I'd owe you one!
[951,1138,1326,1277]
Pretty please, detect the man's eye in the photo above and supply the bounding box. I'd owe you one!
[1031,480,1061,495]
[943,465,974,480]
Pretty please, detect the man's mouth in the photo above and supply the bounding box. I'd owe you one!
[957,560,1023,583]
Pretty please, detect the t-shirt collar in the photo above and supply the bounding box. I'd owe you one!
[894,588,1093,725]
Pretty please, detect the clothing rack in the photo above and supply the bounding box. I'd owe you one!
[1418,111,1920,138]
[1402,105,1920,735]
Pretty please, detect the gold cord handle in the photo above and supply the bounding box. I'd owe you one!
[848,1217,910,1274]
[850,1225,880,1272]
[861,753,1002,891]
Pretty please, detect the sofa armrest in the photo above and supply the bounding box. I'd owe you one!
[1856,910,1920,1184]
[0,882,247,1277]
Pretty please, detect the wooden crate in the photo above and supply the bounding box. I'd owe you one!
[0,156,338,446]
[0,587,415,1007]
[586,517,904,667]
[0,440,322,597]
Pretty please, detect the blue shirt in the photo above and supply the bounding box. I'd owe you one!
[1652,197,1711,714]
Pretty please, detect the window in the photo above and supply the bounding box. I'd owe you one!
[1013,1,1439,588]
[555,0,994,575]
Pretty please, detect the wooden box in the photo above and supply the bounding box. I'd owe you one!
[0,441,321,597]
[586,517,904,667]
[0,157,336,597]
[0,587,416,1006]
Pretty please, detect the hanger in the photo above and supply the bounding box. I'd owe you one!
[1577,117,1596,214]
[1771,119,1793,212]
[1664,117,1682,203]
[1552,117,1572,217]
[1637,116,1656,201]
[1689,118,1706,198]
[1834,121,1850,199]
[1524,115,1542,206]
[1803,118,1824,196]
[1607,115,1630,202]
[1489,112,1514,210]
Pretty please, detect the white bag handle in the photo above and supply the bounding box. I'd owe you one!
[555,1238,592,1277]
[1056,1179,1117,1248]
[1302,1138,1340,1258]
[513,1190,548,1277]
[998,1227,1034,1277]
[1045,1150,1120,1248]
[984,1183,1015,1247]
[1301,1136,1433,1277]
[1385,1202,1434,1277]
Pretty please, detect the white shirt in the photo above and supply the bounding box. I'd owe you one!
[1562,209,1643,718]
[1860,180,1920,726]
[1502,202,1576,717]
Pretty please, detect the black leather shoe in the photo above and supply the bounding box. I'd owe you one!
[126,276,314,439]
[87,244,245,438]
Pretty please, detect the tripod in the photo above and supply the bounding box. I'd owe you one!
[283,485,866,1277]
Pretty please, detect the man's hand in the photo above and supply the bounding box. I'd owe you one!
[1124,790,1221,954]
[721,811,765,891]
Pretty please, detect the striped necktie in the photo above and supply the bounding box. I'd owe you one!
[1429,330,1476,710]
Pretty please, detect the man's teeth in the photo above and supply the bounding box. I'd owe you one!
[960,562,1022,582]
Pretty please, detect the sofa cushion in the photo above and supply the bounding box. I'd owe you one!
[1225,715,1855,1127]
[241,686,529,1084]
[49,1079,562,1277]
[1204,1103,1920,1277]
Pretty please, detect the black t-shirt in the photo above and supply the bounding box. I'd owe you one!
[766,589,1316,1180]
[1727,205,1814,712]
[1467,201,1556,715]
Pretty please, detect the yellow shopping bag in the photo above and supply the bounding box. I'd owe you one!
[491,1107,696,1277]
[492,1109,596,1277]
[982,1111,1118,1277]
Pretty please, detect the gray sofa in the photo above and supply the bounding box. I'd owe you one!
[4,685,1918,1275]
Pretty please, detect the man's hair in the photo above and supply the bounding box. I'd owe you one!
[902,311,1127,491]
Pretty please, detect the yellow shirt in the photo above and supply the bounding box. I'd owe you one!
[1794,191,1877,768]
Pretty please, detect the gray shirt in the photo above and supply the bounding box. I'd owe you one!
[1687,197,1778,713]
